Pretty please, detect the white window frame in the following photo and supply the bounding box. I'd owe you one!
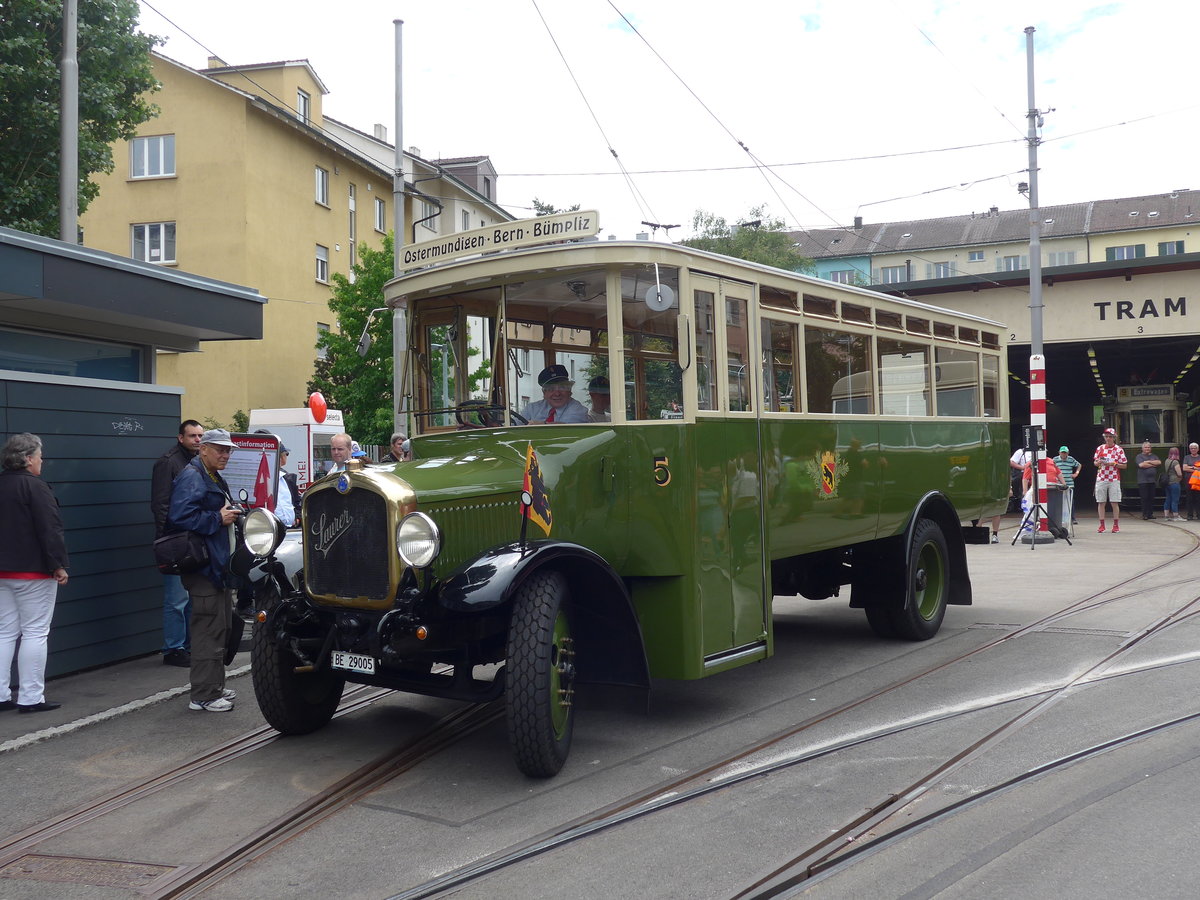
[462,209,470,231]
[1159,240,1185,256]
[1047,250,1077,267]
[131,134,175,179]
[374,196,386,233]
[420,200,438,233]
[933,262,953,279]
[828,269,856,284]
[317,322,330,360]
[880,265,907,284]
[967,250,984,263]
[131,222,176,264]
[315,244,329,283]
[315,167,329,206]
[297,89,311,124]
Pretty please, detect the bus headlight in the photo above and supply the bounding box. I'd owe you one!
[244,508,285,557]
[396,512,442,568]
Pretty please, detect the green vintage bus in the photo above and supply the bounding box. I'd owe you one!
[246,214,1010,777]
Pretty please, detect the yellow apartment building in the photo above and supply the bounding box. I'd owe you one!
[80,52,510,424]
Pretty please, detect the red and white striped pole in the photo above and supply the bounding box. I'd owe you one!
[1030,354,1050,534]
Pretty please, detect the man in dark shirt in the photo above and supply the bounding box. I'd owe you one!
[150,419,203,667]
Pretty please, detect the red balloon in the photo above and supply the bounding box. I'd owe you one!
[308,391,328,424]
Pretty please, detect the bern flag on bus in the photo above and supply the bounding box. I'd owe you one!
[521,443,553,536]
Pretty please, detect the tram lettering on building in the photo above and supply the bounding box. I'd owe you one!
[1093,297,1185,321]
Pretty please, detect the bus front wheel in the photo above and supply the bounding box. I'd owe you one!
[506,569,576,778]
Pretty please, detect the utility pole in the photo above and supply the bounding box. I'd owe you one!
[59,0,78,243]
[392,19,409,436]
[1023,26,1054,545]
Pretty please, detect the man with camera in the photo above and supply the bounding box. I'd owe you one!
[167,429,244,712]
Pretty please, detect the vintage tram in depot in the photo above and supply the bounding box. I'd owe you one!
[239,211,1011,777]
[1103,384,1189,501]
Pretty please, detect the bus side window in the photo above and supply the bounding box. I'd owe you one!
[622,265,683,421]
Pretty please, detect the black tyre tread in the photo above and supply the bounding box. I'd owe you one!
[252,591,344,735]
[506,570,572,778]
[890,518,949,641]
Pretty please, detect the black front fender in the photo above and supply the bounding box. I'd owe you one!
[437,540,602,612]
[437,540,650,693]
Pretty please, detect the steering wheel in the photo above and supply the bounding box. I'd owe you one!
[455,400,529,429]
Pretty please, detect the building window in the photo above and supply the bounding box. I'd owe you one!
[967,250,984,263]
[374,197,386,233]
[297,89,311,124]
[131,222,176,263]
[933,262,953,279]
[462,210,470,231]
[828,269,856,284]
[1159,240,1185,256]
[315,167,329,205]
[0,327,145,382]
[348,184,357,278]
[483,176,492,199]
[880,265,907,284]
[316,322,329,360]
[1105,244,1145,261]
[315,244,329,283]
[420,200,438,232]
[1001,255,1027,271]
[1047,251,1077,267]
[131,135,175,178]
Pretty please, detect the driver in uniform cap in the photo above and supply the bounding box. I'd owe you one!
[520,365,588,424]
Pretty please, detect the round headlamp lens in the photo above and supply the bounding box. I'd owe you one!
[396,512,441,568]
[244,508,283,556]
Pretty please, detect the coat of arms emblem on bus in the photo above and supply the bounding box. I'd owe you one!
[806,449,848,498]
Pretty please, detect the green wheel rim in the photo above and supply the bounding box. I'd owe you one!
[549,609,573,739]
[914,540,946,620]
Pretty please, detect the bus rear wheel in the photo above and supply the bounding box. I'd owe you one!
[865,518,949,641]
[506,570,575,778]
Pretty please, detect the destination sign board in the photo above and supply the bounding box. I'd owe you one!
[401,210,601,270]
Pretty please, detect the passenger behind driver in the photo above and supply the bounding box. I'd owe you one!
[586,375,611,422]
[520,365,588,424]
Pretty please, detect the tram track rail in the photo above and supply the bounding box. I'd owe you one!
[144,700,502,900]
[0,682,502,898]
[0,684,390,868]
[382,532,1200,900]
[5,537,1193,898]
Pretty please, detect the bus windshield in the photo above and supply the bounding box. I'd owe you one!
[408,264,682,430]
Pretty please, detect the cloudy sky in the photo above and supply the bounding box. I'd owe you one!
[135,0,1198,239]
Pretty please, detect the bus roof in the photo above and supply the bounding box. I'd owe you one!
[387,237,1005,330]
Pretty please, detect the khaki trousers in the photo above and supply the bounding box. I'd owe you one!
[181,573,231,703]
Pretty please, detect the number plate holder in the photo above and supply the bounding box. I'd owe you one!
[331,650,376,674]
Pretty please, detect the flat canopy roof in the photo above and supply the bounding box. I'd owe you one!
[0,226,264,352]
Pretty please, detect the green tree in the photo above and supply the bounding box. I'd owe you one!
[307,234,396,446]
[531,198,581,216]
[0,0,160,236]
[681,206,814,272]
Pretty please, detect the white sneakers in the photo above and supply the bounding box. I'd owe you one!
[189,696,234,712]
[222,688,237,701]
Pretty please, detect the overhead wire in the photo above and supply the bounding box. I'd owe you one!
[601,1,1035,297]
[529,0,658,224]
